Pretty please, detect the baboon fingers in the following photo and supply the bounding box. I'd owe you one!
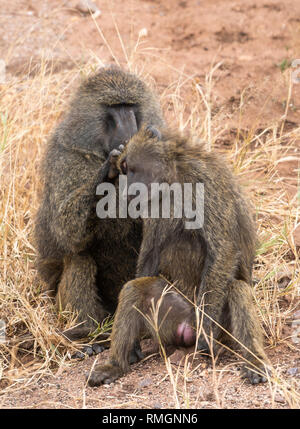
[72,342,107,360]
[241,364,269,385]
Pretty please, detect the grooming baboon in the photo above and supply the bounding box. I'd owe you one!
[88,126,268,386]
[34,67,164,350]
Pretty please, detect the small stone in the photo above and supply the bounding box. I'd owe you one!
[199,386,215,401]
[169,349,191,365]
[85,346,94,357]
[92,343,104,354]
[274,394,285,404]
[277,273,291,289]
[76,0,101,17]
[122,383,135,392]
[293,310,300,320]
[199,401,212,408]
[153,402,162,409]
[138,377,152,389]
[287,367,299,376]
[138,28,148,38]
[169,349,186,365]
[72,351,85,360]
[291,319,300,344]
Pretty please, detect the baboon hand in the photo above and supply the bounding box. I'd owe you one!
[87,363,123,386]
[107,145,125,179]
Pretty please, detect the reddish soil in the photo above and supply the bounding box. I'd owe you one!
[2,0,300,128]
[1,339,299,409]
[0,0,299,409]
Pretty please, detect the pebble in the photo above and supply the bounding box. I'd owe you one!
[138,377,152,389]
[287,367,299,376]
[291,318,300,344]
[169,349,186,365]
[198,386,215,401]
[294,310,300,320]
[199,401,212,408]
[85,346,94,357]
[92,343,104,354]
[76,0,101,17]
[274,394,285,404]
[72,351,85,360]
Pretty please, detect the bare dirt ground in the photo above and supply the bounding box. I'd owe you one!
[1,340,300,409]
[0,0,299,409]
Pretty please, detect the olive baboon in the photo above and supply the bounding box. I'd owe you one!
[88,126,268,386]
[34,67,164,350]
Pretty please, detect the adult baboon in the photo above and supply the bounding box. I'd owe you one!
[88,126,269,385]
[34,67,164,352]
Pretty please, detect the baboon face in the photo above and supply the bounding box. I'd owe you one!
[103,104,139,155]
[120,155,156,195]
[119,126,164,194]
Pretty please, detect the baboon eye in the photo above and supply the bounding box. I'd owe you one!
[121,161,127,174]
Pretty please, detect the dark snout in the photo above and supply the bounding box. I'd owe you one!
[108,105,138,147]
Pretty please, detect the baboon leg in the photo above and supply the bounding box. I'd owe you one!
[87,277,195,386]
[87,278,150,386]
[228,280,269,384]
[57,253,109,341]
[196,275,229,351]
[195,249,240,352]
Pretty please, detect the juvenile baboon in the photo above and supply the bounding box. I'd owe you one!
[88,126,269,386]
[34,67,164,349]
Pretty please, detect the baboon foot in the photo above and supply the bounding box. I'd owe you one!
[87,363,123,386]
[196,338,210,354]
[241,364,269,384]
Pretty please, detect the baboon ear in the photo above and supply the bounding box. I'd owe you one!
[146,125,162,140]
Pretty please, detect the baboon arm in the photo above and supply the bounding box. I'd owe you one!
[136,258,160,278]
[46,145,109,253]
[136,247,161,278]
[196,249,235,343]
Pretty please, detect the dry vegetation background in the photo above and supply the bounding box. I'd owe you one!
[0,0,299,409]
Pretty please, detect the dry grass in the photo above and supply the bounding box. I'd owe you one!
[0,63,79,393]
[0,31,299,408]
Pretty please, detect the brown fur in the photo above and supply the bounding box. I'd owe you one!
[88,126,269,386]
[34,67,164,340]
